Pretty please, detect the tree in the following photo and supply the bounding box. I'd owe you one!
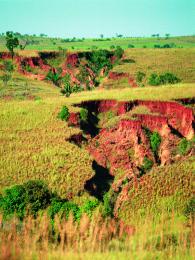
[1,60,14,86]
[100,34,104,39]
[165,33,170,39]
[5,31,19,59]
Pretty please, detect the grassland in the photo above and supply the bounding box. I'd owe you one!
[113,48,195,83]
[0,35,195,52]
[0,74,194,197]
[0,49,194,258]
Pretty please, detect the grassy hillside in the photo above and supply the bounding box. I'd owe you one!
[0,54,194,259]
[0,76,194,196]
[113,48,195,83]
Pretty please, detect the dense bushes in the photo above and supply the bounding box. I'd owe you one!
[46,70,62,87]
[88,49,113,75]
[0,180,100,221]
[154,43,176,48]
[0,180,52,219]
[148,72,181,86]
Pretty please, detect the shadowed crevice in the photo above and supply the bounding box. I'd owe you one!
[84,160,114,200]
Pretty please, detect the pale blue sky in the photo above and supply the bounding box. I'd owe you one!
[0,0,194,38]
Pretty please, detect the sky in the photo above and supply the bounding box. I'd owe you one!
[0,0,194,38]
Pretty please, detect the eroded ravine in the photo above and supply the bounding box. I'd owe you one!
[66,99,195,216]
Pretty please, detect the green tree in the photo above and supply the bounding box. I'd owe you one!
[5,31,19,59]
[1,60,14,86]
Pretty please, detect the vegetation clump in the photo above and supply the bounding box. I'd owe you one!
[46,69,62,87]
[5,31,19,59]
[148,72,181,86]
[141,157,154,174]
[0,180,52,219]
[80,108,88,122]
[178,138,194,155]
[1,60,14,86]
[58,106,70,121]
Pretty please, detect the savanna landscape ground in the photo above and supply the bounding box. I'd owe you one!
[0,35,194,260]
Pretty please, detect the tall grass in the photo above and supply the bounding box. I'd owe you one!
[0,210,194,259]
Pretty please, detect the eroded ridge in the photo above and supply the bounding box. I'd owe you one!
[67,99,194,215]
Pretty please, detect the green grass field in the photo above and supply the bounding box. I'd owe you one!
[0,35,195,52]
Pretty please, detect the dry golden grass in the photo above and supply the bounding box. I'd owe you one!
[0,210,194,260]
[117,48,195,81]
[0,76,194,197]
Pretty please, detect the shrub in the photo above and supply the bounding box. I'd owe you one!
[80,108,88,122]
[0,180,52,219]
[144,128,161,158]
[80,199,99,217]
[114,46,124,60]
[72,84,84,93]
[178,138,192,155]
[141,157,153,172]
[58,106,70,121]
[150,132,161,157]
[1,73,12,86]
[3,60,14,73]
[159,72,181,85]
[46,70,62,87]
[136,71,146,83]
[148,73,161,86]
[61,83,72,97]
[0,184,26,219]
[148,72,180,86]
[48,199,79,220]
[102,191,117,217]
[128,44,135,48]
[48,198,99,221]
[89,49,113,74]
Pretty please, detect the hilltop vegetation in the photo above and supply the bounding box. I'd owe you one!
[0,33,195,52]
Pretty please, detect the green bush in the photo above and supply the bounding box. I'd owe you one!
[80,108,88,122]
[136,71,146,83]
[3,60,14,73]
[80,199,99,217]
[61,83,72,97]
[48,198,99,221]
[144,128,161,158]
[148,72,180,86]
[0,180,52,219]
[72,84,84,93]
[1,73,12,86]
[58,106,70,121]
[46,70,62,87]
[48,199,79,220]
[141,157,153,173]
[128,44,135,48]
[113,46,124,60]
[178,138,194,155]
[102,191,117,217]
[150,132,161,157]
